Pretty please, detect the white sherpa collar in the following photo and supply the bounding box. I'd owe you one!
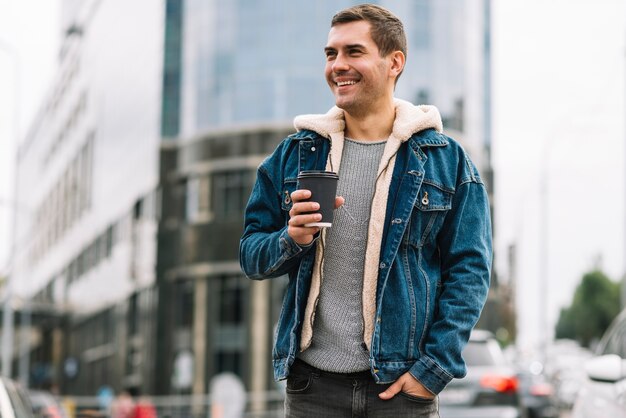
[294,98,443,140]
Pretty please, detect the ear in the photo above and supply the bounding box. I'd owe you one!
[388,50,405,79]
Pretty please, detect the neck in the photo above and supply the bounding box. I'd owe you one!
[344,99,395,141]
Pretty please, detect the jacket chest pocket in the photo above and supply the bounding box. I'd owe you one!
[409,182,453,247]
[280,178,298,214]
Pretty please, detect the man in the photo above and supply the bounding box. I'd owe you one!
[240,4,492,417]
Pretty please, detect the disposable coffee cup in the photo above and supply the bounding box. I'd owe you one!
[297,170,339,228]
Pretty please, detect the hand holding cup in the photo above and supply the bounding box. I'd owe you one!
[287,189,344,246]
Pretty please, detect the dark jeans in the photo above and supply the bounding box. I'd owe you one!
[284,359,440,418]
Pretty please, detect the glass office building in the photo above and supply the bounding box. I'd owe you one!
[162,0,495,399]
[179,0,491,161]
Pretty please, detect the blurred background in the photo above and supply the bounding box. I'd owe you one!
[0,0,624,417]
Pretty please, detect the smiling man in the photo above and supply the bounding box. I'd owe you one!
[240,4,492,417]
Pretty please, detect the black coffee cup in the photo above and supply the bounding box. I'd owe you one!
[297,170,339,228]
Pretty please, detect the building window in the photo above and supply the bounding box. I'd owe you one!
[185,175,211,223]
[33,132,94,266]
[105,225,114,257]
[215,351,242,375]
[213,274,247,376]
[128,293,139,336]
[210,170,252,220]
[218,275,245,325]
[413,0,431,50]
[175,280,194,329]
[161,0,184,137]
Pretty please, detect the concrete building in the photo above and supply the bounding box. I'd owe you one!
[9,0,164,394]
[156,123,293,396]
[4,0,498,400]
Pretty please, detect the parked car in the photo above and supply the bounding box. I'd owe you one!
[517,370,559,418]
[439,330,524,418]
[571,308,626,418]
[28,390,69,418]
[0,377,36,418]
[545,340,592,408]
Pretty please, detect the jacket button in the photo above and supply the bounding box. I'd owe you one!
[311,146,316,152]
[379,262,386,269]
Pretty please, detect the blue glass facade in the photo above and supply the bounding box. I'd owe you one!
[181,0,354,133]
[162,0,184,138]
[180,0,491,157]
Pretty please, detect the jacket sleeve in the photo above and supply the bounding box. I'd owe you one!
[239,159,315,280]
[409,175,493,394]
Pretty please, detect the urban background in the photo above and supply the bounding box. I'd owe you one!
[0,0,624,417]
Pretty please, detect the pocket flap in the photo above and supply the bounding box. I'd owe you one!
[415,182,453,211]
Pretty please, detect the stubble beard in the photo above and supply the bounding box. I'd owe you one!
[333,84,383,119]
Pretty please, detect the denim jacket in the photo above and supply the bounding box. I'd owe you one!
[239,100,492,395]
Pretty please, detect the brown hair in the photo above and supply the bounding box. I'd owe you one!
[331,4,407,62]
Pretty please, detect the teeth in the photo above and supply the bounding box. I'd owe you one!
[337,80,356,86]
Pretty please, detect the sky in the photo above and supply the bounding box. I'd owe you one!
[491,0,625,348]
[0,0,625,351]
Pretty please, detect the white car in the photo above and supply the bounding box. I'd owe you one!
[0,377,35,418]
[571,308,626,418]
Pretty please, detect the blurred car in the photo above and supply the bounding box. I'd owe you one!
[545,340,592,408]
[517,371,559,418]
[438,329,524,418]
[571,308,626,418]
[0,377,36,418]
[28,390,69,418]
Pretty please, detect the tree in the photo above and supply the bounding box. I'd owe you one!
[555,270,621,347]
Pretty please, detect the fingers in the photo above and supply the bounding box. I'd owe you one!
[288,190,321,245]
[290,189,313,204]
[379,373,435,401]
[378,380,402,400]
[288,193,321,226]
[287,190,344,246]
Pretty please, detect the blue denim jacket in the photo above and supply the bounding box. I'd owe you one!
[239,127,492,394]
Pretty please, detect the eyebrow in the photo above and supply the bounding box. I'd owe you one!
[324,43,366,53]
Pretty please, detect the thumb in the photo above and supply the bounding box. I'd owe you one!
[379,380,402,400]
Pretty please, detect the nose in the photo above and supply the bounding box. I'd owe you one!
[332,52,349,72]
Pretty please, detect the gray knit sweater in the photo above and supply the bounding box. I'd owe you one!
[298,138,386,372]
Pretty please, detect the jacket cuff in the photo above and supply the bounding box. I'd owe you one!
[279,229,317,258]
[409,355,454,395]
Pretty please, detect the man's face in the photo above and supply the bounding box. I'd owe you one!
[324,20,395,116]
